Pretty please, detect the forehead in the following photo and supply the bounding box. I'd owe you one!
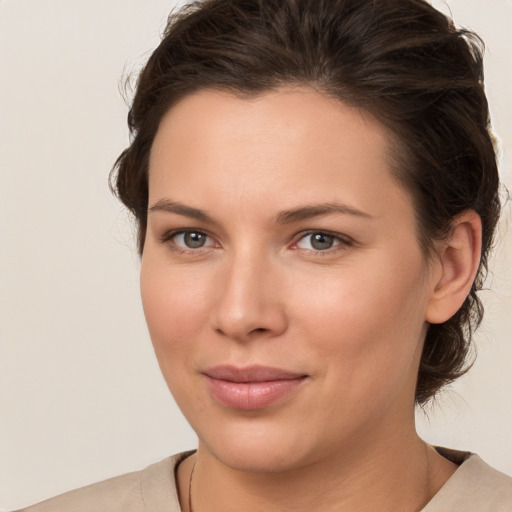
[151,87,390,159]
[148,86,412,222]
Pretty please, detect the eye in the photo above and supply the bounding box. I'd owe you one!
[169,230,215,249]
[295,232,345,251]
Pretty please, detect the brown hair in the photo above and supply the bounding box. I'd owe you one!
[111,0,501,404]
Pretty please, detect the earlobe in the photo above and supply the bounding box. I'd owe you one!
[426,210,482,324]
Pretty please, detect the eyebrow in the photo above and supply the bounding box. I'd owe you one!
[148,199,214,223]
[148,199,372,224]
[275,202,372,224]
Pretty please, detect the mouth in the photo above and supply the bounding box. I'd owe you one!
[202,365,308,410]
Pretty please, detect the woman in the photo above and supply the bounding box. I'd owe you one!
[16,0,512,510]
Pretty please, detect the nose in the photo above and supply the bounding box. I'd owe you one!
[210,250,288,342]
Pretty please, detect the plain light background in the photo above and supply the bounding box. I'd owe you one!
[0,0,511,509]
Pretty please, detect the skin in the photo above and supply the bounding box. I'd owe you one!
[141,87,481,511]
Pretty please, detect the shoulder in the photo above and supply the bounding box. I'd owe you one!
[13,452,193,512]
[13,470,142,512]
[462,455,512,508]
[424,448,512,512]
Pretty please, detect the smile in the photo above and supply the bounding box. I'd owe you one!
[203,365,308,410]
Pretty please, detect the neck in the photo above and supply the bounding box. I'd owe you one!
[178,426,457,512]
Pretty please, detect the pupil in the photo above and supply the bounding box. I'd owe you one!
[184,232,205,248]
[311,233,333,250]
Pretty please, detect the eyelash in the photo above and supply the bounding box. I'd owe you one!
[291,230,354,256]
[160,229,354,256]
[160,229,218,254]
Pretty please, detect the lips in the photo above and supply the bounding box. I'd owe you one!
[203,365,308,410]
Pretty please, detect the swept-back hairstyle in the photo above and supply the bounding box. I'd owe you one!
[111,0,500,404]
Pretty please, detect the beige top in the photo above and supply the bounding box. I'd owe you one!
[15,448,512,511]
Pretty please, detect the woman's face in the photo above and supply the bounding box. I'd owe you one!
[141,87,438,472]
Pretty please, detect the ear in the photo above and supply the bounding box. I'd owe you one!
[426,210,482,324]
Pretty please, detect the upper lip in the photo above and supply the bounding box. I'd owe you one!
[203,365,307,383]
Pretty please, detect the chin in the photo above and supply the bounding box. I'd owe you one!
[195,418,319,474]
[207,441,305,474]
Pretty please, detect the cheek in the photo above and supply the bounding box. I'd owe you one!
[293,253,429,383]
[140,257,212,361]
[295,283,427,436]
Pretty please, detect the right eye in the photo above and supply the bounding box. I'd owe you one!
[169,230,215,249]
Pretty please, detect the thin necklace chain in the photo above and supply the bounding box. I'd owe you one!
[188,456,198,512]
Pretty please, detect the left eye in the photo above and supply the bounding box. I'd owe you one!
[172,230,213,249]
[295,232,343,251]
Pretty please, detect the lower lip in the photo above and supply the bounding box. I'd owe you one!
[205,376,307,410]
